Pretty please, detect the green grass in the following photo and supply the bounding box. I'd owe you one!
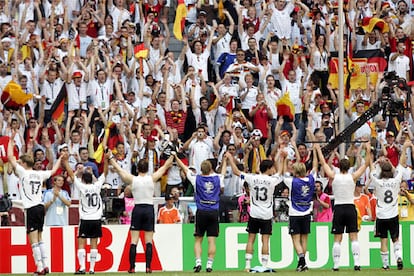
[4,269,414,275]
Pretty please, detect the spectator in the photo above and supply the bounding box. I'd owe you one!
[238,181,251,223]
[183,126,214,173]
[157,193,181,224]
[249,93,273,143]
[354,182,373,225]
[398,180,414,221]
[313,179,332,222]
[120,185,134,225]
[43,175,71,226]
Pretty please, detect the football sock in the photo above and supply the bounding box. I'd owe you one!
[129,244,137,269]
[351,241,360,266]
[90,249,98,272]
[145,243,153,269]
[261,254,269,267]
[245,253,252,269]
[206,258,214,269]
[380,251,389,267]
[77,249,86,271]
[32,243,43,272]
[38,241,48,268]
[332,242,341,269]
[394,241,402,260]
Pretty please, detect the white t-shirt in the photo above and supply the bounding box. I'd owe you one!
[131,175,154,205]
[370,164,403,219]
[388,54,410,80]
[15,164,52,209]
[75,174,105,220]
[332,173,355,205]
[241,173,283,220]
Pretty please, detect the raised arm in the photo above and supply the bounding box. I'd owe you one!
[108,156,134,185]
[224,152,241,176]
[352,141,371,181]
[152,155,174,181]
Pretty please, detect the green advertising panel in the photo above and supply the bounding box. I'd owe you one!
[182,222,414,271]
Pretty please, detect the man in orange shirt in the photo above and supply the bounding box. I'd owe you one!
[354,182,372,229]
[157,194,181,224]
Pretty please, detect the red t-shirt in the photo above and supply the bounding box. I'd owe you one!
[252,105,269,138]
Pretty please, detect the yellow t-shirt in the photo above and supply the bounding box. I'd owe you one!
[398,193,414,221]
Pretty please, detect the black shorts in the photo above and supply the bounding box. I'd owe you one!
[25,204,45,234]
[331,204,358,234]
[289,215,311,235]
[246,217,272,235]
[375,216,399,239]
[78,219,102,239]
[194,210,219,237]
[131,204,155,232]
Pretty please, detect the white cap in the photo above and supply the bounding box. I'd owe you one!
[1,37,12,43]
[58,143,68,152]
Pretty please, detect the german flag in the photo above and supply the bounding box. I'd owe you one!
[173,0,187,41]
[50,85,67,124]
[134,43,149,59]
[1,81,33,110]
[361,17,389,34]
[328,50,387,91]
[276,92,295,122]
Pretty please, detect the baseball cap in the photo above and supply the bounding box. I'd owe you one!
[386,131,394,137]
[72,71,82,78]
[280,130,291,137]
[165,194,173,201]
[58,143,68,152]
[146,136,156,142]
[198,10,207,16]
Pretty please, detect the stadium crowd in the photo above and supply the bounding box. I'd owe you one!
[2,0,414,274]
[0,0,414,227]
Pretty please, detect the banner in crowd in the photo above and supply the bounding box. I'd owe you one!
[328,50,387,91]
[0,223,413,274]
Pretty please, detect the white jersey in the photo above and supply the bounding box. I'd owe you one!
[370,164,403,219]
[332,173,355,205]
[131,175,154,205]
[241,173,283,220]
[75,175,105,220]
[15,164,52,209]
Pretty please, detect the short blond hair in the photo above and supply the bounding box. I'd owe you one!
[200,160,212,175]
[292,162,306,177]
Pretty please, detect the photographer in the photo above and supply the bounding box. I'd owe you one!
[314,112,334,142]
[187,11,211,43]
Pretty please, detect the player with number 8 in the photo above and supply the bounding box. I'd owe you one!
[368,140,410,270]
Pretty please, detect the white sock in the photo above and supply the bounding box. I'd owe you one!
[206,258,214,269]
[90,249,98,272]
[245,253,252,269]
[394,241,402,260]
[77,249,86,271]
[32,243,43,272]
[380,251,389,268]
[261,254,269,267]
[195,258,202,267]
[351,241,360,266]
[38,241,48,268]
[332,242,341,269]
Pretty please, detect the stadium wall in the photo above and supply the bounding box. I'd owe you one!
[0,222,413,273]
